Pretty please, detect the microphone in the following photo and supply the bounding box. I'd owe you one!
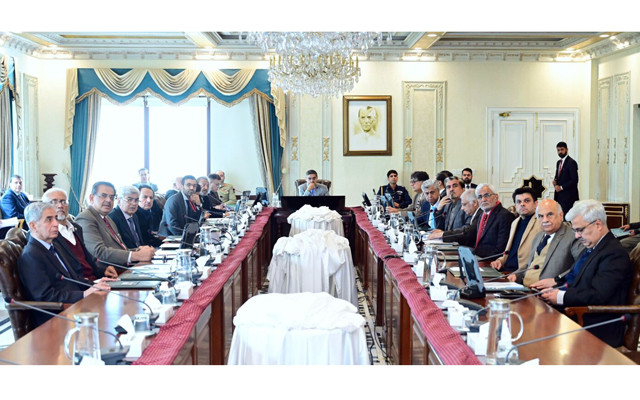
[476,253,506,261]
[504,313,631,364]
[483,265,540,284]
[8,299,128,364]
[58,274,158,319]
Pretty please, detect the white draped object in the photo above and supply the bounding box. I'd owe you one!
[267,229,358,306]
[0,55,17,187]
[287,204,344,236]
[228,292,369,365]
[64,68,286,149]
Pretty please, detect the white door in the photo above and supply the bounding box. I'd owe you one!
[487,108,579,207]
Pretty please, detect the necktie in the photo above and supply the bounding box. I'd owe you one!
[466,184,470,190]
[557,159,563,178]
[127,217,141,247]
[103,217,127,250]
[564,248,593,286]
[475,212,490,248]
[536,234,550,255]
[49,245,70,274]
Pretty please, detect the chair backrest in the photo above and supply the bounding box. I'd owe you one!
[5,227,27,248]
[294,179,332,192]
[624,244,640,350]
[154,193,167,210]
[0,239,35,339]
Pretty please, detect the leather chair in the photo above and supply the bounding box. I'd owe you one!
[5,227,27,248]
[0,239,64,340]
[565,243,640,363]
[294,179,332,193]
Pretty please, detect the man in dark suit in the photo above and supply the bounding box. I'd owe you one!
[109,185,146,250]
[433,176,469,231]
[18,202,111,328]
[435,170,453,200]
[461,168,478,190]
[540,200,633,347]
[42,187,118,281]
[206,173,228,218]
[136,184,165,247]
[1,174,30,223]
[159,175,209,236]
[429,188,481,247]
[552,141,579,215]
[473,183,516,260]
[377,169,412,209]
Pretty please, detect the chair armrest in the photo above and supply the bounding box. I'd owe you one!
[565,305,640,326]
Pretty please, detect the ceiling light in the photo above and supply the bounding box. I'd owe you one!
[427,33,437,37]
[600,34,610,38]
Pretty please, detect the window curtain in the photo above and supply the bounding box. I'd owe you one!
[0,54,17,190]
[65,68,286,215]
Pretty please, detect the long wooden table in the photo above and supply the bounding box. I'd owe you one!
[352,207,635,365]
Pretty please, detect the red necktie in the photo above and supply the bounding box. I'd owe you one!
[557,159,563,178]
[475,212,490,248]
[103,217,127,250]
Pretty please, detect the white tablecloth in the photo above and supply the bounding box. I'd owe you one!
[267,229,358,306]
[227,292,369,365]
[287,204,344,236]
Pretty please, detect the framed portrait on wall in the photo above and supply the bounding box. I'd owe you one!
[343,95,392,156]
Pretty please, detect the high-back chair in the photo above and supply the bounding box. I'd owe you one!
[5,227,27,248]
[0,239,65,340]
[294,179,332,192]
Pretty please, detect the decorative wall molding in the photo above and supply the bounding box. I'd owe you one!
[321,97,331,185]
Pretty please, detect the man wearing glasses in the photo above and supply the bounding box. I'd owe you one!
[432,176,469,231]
[159,175,209,236]
[76,181,156,267]
[538,199,632,347]
[473,183,516,260]
[108,186,146,250]
[42,187,118,281]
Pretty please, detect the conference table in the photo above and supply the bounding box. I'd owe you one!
[352,207,636,365]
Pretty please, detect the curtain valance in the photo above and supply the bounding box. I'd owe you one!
[64,68,286,148]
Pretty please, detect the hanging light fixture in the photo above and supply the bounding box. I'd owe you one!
[247,32,385,97]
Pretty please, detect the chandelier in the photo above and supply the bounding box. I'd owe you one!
[247,32,384,97]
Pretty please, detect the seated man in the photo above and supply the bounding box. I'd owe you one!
[196,176,211,210]
[377,169,411,209]
[108,186,146,249]
[133,167,158,193]
[490,187,541,272]
[618,221,640,253]
[135,184,165,247]
[428,189,481,247]
[539,199,633,348]
[206,173,228,218]
[164,176,183,199]
[298,169,329,197]
[43,188,118,281]
[512,199,583,287]
[473,183,516,260]
[18,202,111,328]
[418,179,440,230]
[435,170,453,200]
[76,181,156,267]
[159,175,209,236]
[432,176,469,232]
[1,174,30,222]
[215,170,237,206]
[387,171,429,214]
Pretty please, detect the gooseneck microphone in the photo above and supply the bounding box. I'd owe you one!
[476,253,506,261]
[483,265,540,284]
[504,313,631,363]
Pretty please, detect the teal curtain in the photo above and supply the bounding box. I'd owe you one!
[69,99,90,215]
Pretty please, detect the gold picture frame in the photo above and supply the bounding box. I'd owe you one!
[343,95,392,156]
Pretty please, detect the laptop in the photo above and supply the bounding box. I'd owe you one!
[456,246,527,292]
[179,222,199,249]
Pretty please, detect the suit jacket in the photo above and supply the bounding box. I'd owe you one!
[298,182,329,196]
[158,192,202,236]
[553,155,579,213]
[377,184,412,209]
[18,236,88,327]
[474,203,516,259]
[1,189,30,219]
[204,192,225,218]
[560,232,633,347]
[442,207,481,247]
[463,183,477,190]
[53,221,108,279]
[135,208,164,247]
[434,199,469,231]
[495,215,542,270]
[75,206,131,266]
[109,206,144,249]
[517,222,583,284]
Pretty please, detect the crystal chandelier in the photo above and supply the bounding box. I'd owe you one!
[247,32,384,98]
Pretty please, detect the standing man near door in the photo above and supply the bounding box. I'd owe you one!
[552,141,579,216]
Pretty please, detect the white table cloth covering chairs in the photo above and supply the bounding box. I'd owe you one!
[227,292,370,365]
[287,204,344,236]
[267,229,358,306]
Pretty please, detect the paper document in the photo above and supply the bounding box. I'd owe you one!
[0,217,18,229]
[484,282,527,291]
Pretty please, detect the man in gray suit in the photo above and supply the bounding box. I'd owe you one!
[433,176,468,231]
[75,181,156,267]
[508,199,583,287]
[298,169,329,196]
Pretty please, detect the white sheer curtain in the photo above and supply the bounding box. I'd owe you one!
[0,55,14,188]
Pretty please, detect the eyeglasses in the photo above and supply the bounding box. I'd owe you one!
[478,193,496,199]
[97,193,116,200]
[572,220,596,235]
[48,199,68,205]
[123,197,139,204]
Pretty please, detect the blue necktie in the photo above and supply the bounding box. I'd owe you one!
[563,248,593,286]
[536,235,550,255]
[49,245,70,274]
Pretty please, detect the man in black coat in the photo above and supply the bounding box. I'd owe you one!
[473,183,516,260]
[18,202,111,328]
[540,200,633,347]
[552,141,579,215]
[109,185,146,250]
[136,184,165,247]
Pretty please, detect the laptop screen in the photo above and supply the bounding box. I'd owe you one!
[179,222,199,249]
[457,246,485,292]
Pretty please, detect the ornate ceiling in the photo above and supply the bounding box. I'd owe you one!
[2,31,639,62]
